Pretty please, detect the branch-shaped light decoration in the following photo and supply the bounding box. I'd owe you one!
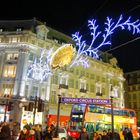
[27,48,53,82]
[70,15,140,68]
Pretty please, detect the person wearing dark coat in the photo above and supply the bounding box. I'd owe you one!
[0,122,11,140]
[127,129,133,140]
[102,130,110,140]
[79,127,89,140]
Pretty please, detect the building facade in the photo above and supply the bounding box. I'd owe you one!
[0,19,125,128]
[124,70,140,126]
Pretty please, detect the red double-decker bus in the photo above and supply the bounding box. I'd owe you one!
[67,104,137,140]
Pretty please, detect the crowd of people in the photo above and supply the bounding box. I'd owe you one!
[79,128,121,140]
[79,127,134,140]
[0,121,136,140]
[0,121,57,140]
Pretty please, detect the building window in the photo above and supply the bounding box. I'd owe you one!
[86,83,89,91]
[29,53,34,61]
[52,75,58,84]
[102,77,106,83]
[102,87,105,95]
[133,102,137,109]
[75,80,78,89]
[96,76,100,82]
[86,72,89,78]
[76,69,79,75]
[90,84,95,92]
[69,79,74,88]
[6,53,18,61]
[33,86,38,97]
[50,91,57,103]
[24,85,29,97]
[61,77,67,85]
[81,70,85,76]
[2,84,14,96]
[3,65,17,78]
[133,94,136,100]
[90,74,95,79]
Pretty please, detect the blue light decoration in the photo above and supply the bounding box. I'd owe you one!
[27,48,53,82]
[70,15,140,68]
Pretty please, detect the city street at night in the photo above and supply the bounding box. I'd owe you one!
[0,0,139,140]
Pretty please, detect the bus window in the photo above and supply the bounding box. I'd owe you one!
[123,110,129,116]
[84,122,94,133]
[72,104,86,112]
[105,108,111,114]
[129,111,135,117]
[114,109,120,115]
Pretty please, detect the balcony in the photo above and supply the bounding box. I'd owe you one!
[80,88,87,93]
[96,92,103,96]
[59,84,68,89]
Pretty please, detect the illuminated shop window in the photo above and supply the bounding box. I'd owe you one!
[6,53,18,61]
[2,84,14,96]
[3,65,16,78]
[11,37,17,43]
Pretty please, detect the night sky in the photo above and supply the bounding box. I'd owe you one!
[0,0,140,72]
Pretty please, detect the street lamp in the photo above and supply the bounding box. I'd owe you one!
[33,96,38,125]
[110,96,114,140]
[54,94,61,138]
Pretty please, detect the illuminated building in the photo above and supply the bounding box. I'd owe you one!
[0,19,125,127]
[124,70,140,127]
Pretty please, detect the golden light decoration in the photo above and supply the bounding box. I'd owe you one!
[50,44,75,69]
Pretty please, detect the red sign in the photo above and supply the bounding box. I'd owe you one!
[47,115,70,127]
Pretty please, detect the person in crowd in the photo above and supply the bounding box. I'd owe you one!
[98,134,102,140]
[23,122,31,132]
[123,127,128,140]
[12,122,20,140]
[107,129,112,140]
[0,122,11,140]
[28,129,35,140]
[44,126,53,140]
[113,129,121,140]
[93,132,100,140]
[33,124,42,140]
[79,127,89,140]
[18,125,30,140]
[102,130,110,140]
[127,128,133,140]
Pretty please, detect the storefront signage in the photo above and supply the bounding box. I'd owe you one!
[61,97,111,104]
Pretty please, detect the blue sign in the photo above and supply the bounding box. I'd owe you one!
[61,97,111,104]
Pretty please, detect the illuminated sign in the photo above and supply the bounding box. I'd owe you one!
[61,97,111,104]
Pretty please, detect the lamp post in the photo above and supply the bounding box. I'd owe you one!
[55,94,61,138]
[110,96,114,139]
[33,96,37,125]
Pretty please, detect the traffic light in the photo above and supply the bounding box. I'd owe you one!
[8,102,13,111]
[37,98,44,112]
[24,102,34,111]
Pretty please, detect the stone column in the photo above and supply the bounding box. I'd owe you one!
[13,49,29,97]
